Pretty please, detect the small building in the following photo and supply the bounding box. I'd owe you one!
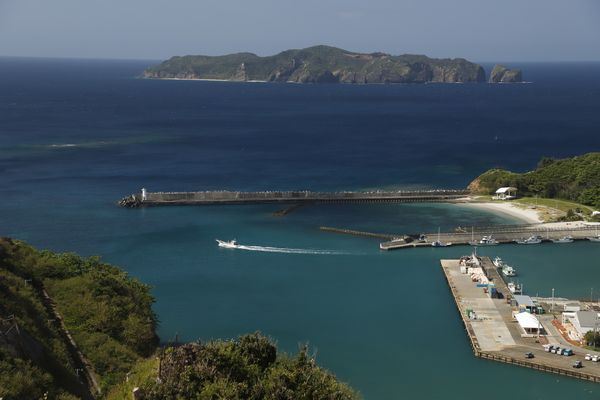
[515,311,544,335]
[513,295,537,313]
[571,311,600,336]
[493,187,518,200]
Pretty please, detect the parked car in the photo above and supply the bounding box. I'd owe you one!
[525,352,534,359]
[573,360,583,369]
[544,344,553,352]
[562,348,573,356]
[551,346,560,354]
[592,355,599,362]
[585,354,592,361]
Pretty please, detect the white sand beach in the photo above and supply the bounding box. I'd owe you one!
[459,202,543,224]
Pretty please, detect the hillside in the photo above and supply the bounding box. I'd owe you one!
[110,333,359,400]
[469,153,600,208]
[0,238,158,399]
[144,45,485,84]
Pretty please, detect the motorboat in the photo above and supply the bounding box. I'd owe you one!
[515,235,542,245]
[587,235,600,242]
[216,239,240,249]
[469,235,498,246]
[508,281,522,294]
[502,265,517,277]
[552,235,574,244]
[492,256,504,268]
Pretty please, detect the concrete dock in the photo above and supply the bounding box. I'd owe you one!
[381,223,600,250]
[442,256,600,382]
[118,189,470,207]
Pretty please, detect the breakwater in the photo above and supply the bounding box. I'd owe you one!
[118,189,470,207]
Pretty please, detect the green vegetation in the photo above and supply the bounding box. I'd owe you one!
[471,153,600,212]
[130,333,358,400]
[144,45,485,83]
[0,238,158,399]
[584,331,600,349]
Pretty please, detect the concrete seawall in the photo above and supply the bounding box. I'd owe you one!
[119,189,470,207]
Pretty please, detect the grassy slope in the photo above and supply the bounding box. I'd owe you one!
[0,238,159,398]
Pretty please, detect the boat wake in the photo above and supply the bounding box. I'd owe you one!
[225,244,349,255]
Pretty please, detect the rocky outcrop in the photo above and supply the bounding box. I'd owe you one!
[118,194,141,208]
[489,64,522,83]
[143,45,487,84]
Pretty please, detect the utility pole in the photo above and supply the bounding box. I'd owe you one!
[551,288,555,312]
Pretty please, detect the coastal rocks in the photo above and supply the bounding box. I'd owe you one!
[489,64,522,83]
[118,194,141,208]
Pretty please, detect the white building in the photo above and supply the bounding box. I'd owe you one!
[515,312,544,335]
[572,311,600,336]
[493,187,517,200]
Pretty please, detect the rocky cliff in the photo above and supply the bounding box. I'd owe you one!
[144,45,486,84]
[489,64,523,83]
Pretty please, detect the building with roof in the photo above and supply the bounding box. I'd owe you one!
[571,311,600,336]
[513,295,537,313]
[515,312,545,335]
[493,187,518,200]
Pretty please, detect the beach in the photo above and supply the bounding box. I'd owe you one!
[459,201,543,224]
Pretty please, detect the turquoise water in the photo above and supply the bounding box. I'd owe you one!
[1,58,600,398]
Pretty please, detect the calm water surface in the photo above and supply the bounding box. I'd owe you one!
[1,58,600,399]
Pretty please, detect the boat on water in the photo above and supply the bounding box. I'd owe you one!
[431,227,452,247]
[502,264,517,277]
[552,235,574,244]
[469,235,498,246]
[216,239,240,249]
[492,256,504,268]
[515,235,543,245]
[588,235,600,242]
[508,281,522,295]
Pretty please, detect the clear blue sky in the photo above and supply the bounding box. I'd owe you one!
[1,0,599,61]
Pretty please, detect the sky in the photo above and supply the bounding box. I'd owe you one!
[1,0,599,62]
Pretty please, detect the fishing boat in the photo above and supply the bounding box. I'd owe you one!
[431,227,452,247]
[216,239,240,249]
[469,235,498,246]
[502,264,517,277]
[508,281,522,295]
[552,235,574,244]
[515,235,542,245]
[588,236,600,242]
[492,256,504,268]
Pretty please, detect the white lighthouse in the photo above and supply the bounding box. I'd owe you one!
[141,188,147,201]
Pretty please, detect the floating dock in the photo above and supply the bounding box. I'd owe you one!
[441,256,600,382]
[118,189,470,207]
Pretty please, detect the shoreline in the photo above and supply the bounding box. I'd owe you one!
[458,201,543,224]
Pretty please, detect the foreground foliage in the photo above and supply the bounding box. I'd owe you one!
[0,238,158,398]
[471,152,600,209]
[135,333,359,400]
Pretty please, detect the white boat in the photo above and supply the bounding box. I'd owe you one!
[588,235,600,242]
[493,256,504,268]
[431,227,452,247]
[216,239,240,249]
[502,265,517,277]
[552,235,574,244]
[515,235,542,245]
[469,235,498,246]
[507,281,522,294]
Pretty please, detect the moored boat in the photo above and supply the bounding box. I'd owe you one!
[552,235,574,244]
[502,264,517,277]
[492,256,504,268]
[588,235,600,242]
[508,281,522,294]
[515,235,542,245]
[469,235,498,246]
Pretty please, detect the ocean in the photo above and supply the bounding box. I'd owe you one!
[1,57,600,399]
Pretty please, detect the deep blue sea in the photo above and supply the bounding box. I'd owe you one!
[1,57,600,399]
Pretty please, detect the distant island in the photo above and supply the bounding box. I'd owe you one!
[144,45,489,84]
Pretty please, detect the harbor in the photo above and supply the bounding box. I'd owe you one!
[442,254,600,383]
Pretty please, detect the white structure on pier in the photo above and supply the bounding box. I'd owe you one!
[141,188,147,201]
[493,187,517,200]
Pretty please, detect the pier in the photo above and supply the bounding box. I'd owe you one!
[442,256,600,383]
[118,189,470,207]
[379,222,600,250]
